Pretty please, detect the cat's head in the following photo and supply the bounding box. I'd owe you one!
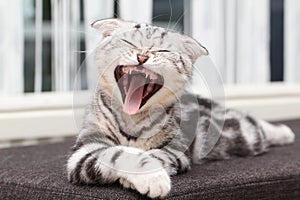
[92,18,208,115]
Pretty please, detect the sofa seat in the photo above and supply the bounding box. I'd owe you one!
[0,120,300,200]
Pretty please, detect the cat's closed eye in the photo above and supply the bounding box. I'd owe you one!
[157,50,170,53]
[121,39,137,48]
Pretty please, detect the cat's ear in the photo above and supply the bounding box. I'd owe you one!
[183,37,209,63]
[91,18,124,37]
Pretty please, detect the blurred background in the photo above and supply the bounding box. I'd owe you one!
[0,0,299,146]
[1,0,300,94]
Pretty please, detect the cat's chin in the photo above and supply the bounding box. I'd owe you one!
[114,65,164,115]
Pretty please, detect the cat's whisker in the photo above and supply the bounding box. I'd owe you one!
[167,0,173,30]
[73,50,90,54]
[171,10,186,31]
[145,73,150,80]
[151,14,169,21]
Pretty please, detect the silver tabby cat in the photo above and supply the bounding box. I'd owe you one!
[67,19,295,199]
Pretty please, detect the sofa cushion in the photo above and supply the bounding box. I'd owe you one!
[0,120,300,200]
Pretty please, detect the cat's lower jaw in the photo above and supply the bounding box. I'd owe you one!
[119,169,171,199]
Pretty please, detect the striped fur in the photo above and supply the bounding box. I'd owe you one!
[67,19,295,199]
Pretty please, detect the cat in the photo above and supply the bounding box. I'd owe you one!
[67,18,295,199]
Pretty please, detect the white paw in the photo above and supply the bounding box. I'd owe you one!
[119,177,135,190]
[126,169,171,199]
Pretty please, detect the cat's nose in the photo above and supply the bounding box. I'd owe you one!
[137,54,149,64]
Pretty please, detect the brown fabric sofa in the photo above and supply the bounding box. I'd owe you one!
[0,120,300,200]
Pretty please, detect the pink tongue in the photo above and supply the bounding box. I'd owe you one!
[123,75,147,115]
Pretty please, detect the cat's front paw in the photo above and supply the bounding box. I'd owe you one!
[119,177,135,190]
[126,169,171,199]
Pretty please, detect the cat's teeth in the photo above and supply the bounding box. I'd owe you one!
[143,83,155,98]
[122,75,128,93]
[152,73,159,80]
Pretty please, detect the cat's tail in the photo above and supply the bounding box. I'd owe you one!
[259,120,295,146]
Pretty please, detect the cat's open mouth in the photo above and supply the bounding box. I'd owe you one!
[114,65,164,115]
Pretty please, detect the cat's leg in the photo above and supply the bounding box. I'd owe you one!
[147,146,191,174]
[192,115,269,162]
[67,143,171,198]
[67,142,116,184]
[259,120,295,146]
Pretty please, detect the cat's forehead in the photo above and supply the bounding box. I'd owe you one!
[119,23,167,38]
[113,23,176,49]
